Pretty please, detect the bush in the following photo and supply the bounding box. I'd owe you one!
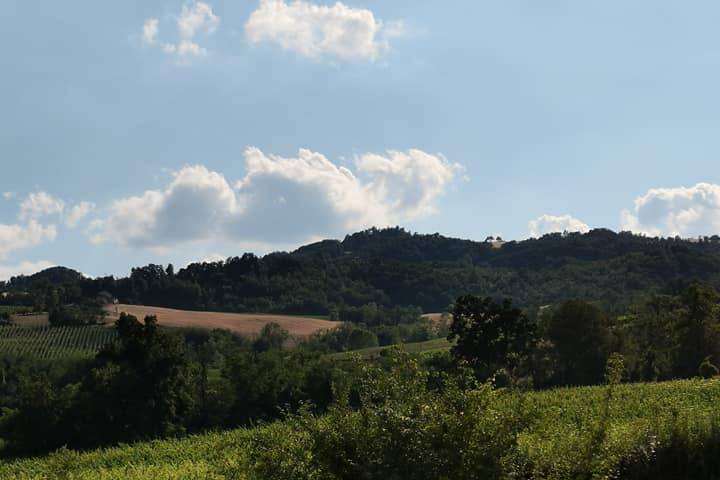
[249,352,526,480]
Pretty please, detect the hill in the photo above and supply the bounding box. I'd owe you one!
[2,378,718,479]
[4,227,720,317]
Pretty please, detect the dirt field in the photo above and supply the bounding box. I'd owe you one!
[422,313,450,322]
[104,304,340,337]
[10,313,50,327]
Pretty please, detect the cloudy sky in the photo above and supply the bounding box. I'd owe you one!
[2,1,720,280]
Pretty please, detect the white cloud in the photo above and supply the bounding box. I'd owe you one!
[245,0,402,61]
[142,2,219,59]
[528,214,590,237]
[162,40,207,57]
[2,192,13,200]
[65,201,96,228]
[200,253,227,264]
[143,18,159,45]
[0,220,57,258]
[178,2,219,39]
[164,1,219,58]
[621,183,720,237]
[91,147,461,248]
[19,192,65,220]
[0,260,56,282]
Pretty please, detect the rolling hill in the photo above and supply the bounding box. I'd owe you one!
[104,304,339,337]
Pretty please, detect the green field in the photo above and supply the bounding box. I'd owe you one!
[328,337,451,360]
[0,326,117,360]
[2,378,717,479]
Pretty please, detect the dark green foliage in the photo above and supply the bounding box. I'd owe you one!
[252,322,290,352]
[72,314,197,446]
[448,295,536,378]
[699,356,719,379]
[249,353,523,480]
[6,228,720,320]
[543,299,613,385]
[48,304,104,326]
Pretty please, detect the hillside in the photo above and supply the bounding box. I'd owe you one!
[4,227,720,316]
[2,378,718,479]
[104,304,338,337]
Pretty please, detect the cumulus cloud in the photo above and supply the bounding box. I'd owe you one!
[91,147,461,248]
[65,201,96,228]
[178,2,219,39]
[0,220,57,258]
[143,18,159,44]
[19,192,65,220]
[141,2,219,59]
[528,214,590,238]
[2,192,13,200]
[163,1,219,57]
[199,253,227,264]
[621,183,720,237]
[0,260,56,282]
[245,0,402,61]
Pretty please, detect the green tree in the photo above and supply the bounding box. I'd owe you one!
[253,322,290,352]
[545,299,612,385]
[448,295,536,378]
[677,282,720,377]
[73,313,196,446]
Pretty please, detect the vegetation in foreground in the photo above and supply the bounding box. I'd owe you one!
[1,362,718,480]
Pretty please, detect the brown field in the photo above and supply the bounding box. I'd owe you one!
[422,313,450,322]
[104,304,340,337]
[10,313,49,327]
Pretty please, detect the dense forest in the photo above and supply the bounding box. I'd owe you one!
[3,227,720,319]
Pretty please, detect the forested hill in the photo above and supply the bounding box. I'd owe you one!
[4,227,720,315]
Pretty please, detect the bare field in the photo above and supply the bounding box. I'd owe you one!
[10,313,49,327]
[421,313,450,322]
[104,304,340,337]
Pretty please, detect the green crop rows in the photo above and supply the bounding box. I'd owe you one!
[2,378,718,479]
[0,326,117,359]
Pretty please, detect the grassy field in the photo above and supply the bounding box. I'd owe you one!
[2,378,717,479]
[0,325,117,360]
[105,304,339,337]
[328,337,451,360]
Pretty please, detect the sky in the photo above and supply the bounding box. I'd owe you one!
[2,0,720,280]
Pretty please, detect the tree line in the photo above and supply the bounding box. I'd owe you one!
[4,228,720,321]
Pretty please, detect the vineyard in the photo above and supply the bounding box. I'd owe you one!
[0,326,117,359]
[1,378,719,479]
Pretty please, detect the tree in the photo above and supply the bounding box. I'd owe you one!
[545,300,612,385]
[253,322,290,353]
[448,295,536,378]
[676,282,720,377]
[72,313,196,446]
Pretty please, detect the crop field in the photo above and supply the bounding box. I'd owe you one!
[104,304,340,337]
[1,378,718,479]
[329,337,451,360]
[0,325,117,359]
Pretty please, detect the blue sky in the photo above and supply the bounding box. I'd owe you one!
[2,0,720,280]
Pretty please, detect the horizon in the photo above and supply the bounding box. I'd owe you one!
[3,1,720,280]
[3,224,719,283]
